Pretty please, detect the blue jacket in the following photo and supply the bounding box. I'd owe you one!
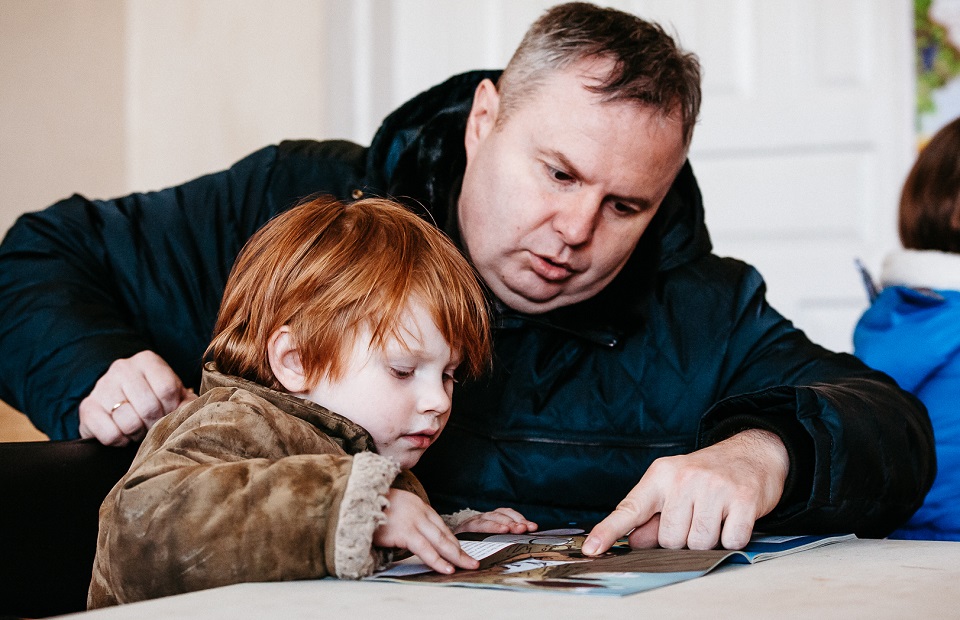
[855,252,960,540]
[0,71,934,535]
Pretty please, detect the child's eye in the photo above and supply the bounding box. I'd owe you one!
[389,367,414,379]
[443,371,460,384]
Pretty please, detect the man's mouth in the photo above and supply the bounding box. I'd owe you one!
[529,252,576,282]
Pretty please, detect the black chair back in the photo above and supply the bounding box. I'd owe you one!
[0,438,137,618]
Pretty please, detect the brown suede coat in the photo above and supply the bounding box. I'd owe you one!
[88,366,430,608]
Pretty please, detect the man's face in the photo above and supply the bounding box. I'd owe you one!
[458,60,687,314]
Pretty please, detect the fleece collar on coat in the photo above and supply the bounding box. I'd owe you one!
[199,363,377,455]
[362,70,713,345]
[882,249,960,291]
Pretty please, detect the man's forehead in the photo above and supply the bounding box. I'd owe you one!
[503,57,688,146]
[510,58,613,105]
[530,109,685,202]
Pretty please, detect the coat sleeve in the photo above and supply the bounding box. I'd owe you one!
[695,261,935,538]
[0,146,284,438]
[0,140,366,439]
[91,397,401,606]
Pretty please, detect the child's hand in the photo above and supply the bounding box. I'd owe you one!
[373,489,479,574]
[453,507,538,534]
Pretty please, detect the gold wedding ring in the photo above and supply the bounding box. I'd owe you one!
[110,400,129,413]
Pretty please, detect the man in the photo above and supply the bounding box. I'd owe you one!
[0,3,934,552]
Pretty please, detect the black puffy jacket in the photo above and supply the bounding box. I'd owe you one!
[0,71,934,536]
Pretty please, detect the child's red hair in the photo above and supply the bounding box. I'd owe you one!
[207,196,491,389]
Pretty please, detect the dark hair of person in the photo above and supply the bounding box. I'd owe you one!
[900,116,960,253]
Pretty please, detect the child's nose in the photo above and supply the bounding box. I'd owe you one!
[419,379,452,416]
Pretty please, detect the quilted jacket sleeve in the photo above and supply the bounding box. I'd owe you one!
[0,147,282,438]
[696,260,935,538]
[89,392,402,607]
[0,140,366,439]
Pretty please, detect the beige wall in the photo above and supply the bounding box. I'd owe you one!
[0,0,128,236]
[124,0,327,193]
[0,0,329,238]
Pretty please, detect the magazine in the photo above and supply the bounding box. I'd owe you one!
[368,529,856,596]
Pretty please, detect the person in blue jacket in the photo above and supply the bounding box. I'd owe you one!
[0,2,935,550]
[855,116,960,541]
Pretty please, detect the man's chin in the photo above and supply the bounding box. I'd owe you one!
[497,285,572,315]
[495,269,617,313]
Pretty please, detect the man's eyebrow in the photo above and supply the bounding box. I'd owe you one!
[548,149,654,210]
[612,193,654,210]
[547,150,583,179]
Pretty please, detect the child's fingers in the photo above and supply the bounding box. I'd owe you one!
[420,512,480,571]
[453,516,509,534]
[478,511,515,525]
[443,543,481,570]
[490,507,527,521]
[489,507,538,530]
[454,509,539,534]
[407,536,457,574]
[464,518,511,533]
[500,519,537,533]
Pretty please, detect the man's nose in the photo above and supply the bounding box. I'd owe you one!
[552,194,600,247]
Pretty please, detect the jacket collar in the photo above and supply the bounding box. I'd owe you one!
[882,249,960,291]
[199,363,377,454]
[365,70,712,344]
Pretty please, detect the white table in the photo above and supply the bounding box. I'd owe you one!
[62,539,960,619]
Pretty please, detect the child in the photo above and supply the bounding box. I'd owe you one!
[88,196,536,608]
[854,116,960,541]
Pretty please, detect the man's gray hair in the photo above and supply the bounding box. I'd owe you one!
[498,2,702,146]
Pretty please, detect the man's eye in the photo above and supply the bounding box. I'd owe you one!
[611,201,640,215]
[548,166,574,183]
[390,368,414,379]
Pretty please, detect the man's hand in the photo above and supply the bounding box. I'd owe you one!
[453,507,538,535]
[78,351,196,446]
[582,429,789,555]
[374,489,480,574]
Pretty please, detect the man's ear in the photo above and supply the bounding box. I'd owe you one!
[464,78,500,157]
[268,326,308,394]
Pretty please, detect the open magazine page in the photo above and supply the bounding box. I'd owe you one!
[367,530,856,596]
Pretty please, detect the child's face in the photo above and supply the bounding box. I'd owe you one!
[302,300,460,469]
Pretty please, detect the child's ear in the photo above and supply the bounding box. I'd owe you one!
[268,326,308,393]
